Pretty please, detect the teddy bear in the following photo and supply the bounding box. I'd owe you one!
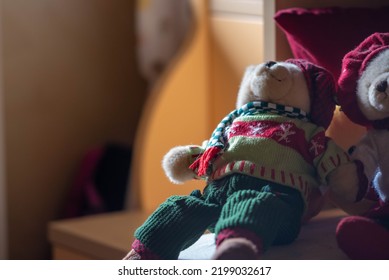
[123,58,355,260]
[335,32,389,260]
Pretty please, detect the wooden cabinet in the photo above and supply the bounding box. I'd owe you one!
[1,0,147,259]
[49,211,150,260]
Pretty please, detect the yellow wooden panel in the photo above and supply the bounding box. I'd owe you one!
[210,15,263,126]
[130,0,210,212]
[326,107,366,150]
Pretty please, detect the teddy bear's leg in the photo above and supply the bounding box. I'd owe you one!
[336,215,389,259]
[212,228,262,260]
[212,185,303,260]
[125,192,221,260]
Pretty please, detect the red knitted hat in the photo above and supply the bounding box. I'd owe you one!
[337,32,389,128]
[287,58,336,129]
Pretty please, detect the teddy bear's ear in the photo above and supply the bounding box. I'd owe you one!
[239,65,256,87]
[244,65,256,75]
[236,65,258,109]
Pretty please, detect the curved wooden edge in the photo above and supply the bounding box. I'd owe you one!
[126,0,210,211]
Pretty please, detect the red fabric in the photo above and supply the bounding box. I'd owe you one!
[189,146,221,176]
[131,239,161,260]
[338,32,389,129]
[365,200,389,219]
[336,215,389,259]
[275,7,389,81]
[286,59,336,129]
[228,120,316,164]
[63,146,105,218]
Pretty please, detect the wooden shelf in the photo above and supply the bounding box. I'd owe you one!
[48,208,348,260]
[48,211,150,260]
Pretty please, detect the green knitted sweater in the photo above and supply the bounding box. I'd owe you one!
[189,102,349,203]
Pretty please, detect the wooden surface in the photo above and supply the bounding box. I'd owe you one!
[49,211,151,260]
[264,208,348,259]
[49,208,348,260]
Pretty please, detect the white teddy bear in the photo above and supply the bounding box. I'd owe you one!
[124,59,355,260]
[335,32,389,260]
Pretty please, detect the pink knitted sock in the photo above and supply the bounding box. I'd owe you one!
[129,239,161,260]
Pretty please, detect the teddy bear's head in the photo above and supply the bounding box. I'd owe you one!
[237,59,336,129]
[357,49,389,121]
[338,32,389,129]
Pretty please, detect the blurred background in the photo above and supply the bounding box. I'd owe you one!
[1,0,368,261]
[0,0,191,259]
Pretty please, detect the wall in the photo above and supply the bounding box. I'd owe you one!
[0,0,7,260]
[1,0,146,259]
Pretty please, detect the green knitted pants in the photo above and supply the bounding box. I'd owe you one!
[134,174,304,259]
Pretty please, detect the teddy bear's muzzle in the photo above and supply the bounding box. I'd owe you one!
[376,80,388,93]
[370,78,389,114]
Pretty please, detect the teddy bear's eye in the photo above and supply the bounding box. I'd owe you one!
[265,61,277,68]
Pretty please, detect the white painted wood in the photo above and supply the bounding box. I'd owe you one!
[210,0,263,16]
[262,0,276,61]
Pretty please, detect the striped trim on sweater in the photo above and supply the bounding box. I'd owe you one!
[211,150,350,202]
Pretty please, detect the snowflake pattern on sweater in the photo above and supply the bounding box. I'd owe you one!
[225,119,327,165]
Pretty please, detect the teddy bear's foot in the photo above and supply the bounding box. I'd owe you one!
[212,237,260,260]
[336,215,389,260]
[123,239,161,260]
[123,249,142,260]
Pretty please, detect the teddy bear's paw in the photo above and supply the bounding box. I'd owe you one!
[212,238,260,260]
[162,145,199,184]
[327,162,360,202]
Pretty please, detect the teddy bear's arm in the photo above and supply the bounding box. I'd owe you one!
[327,161,362,202]
[162,143,207,184]
[349,134,378,186]
[313,138,351,185]
[311,137,365,203]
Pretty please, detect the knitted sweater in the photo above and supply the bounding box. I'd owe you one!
[190,102,350,203]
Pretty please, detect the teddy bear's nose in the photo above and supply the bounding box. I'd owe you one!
[265,61,277,68]
[376,80,388,92]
